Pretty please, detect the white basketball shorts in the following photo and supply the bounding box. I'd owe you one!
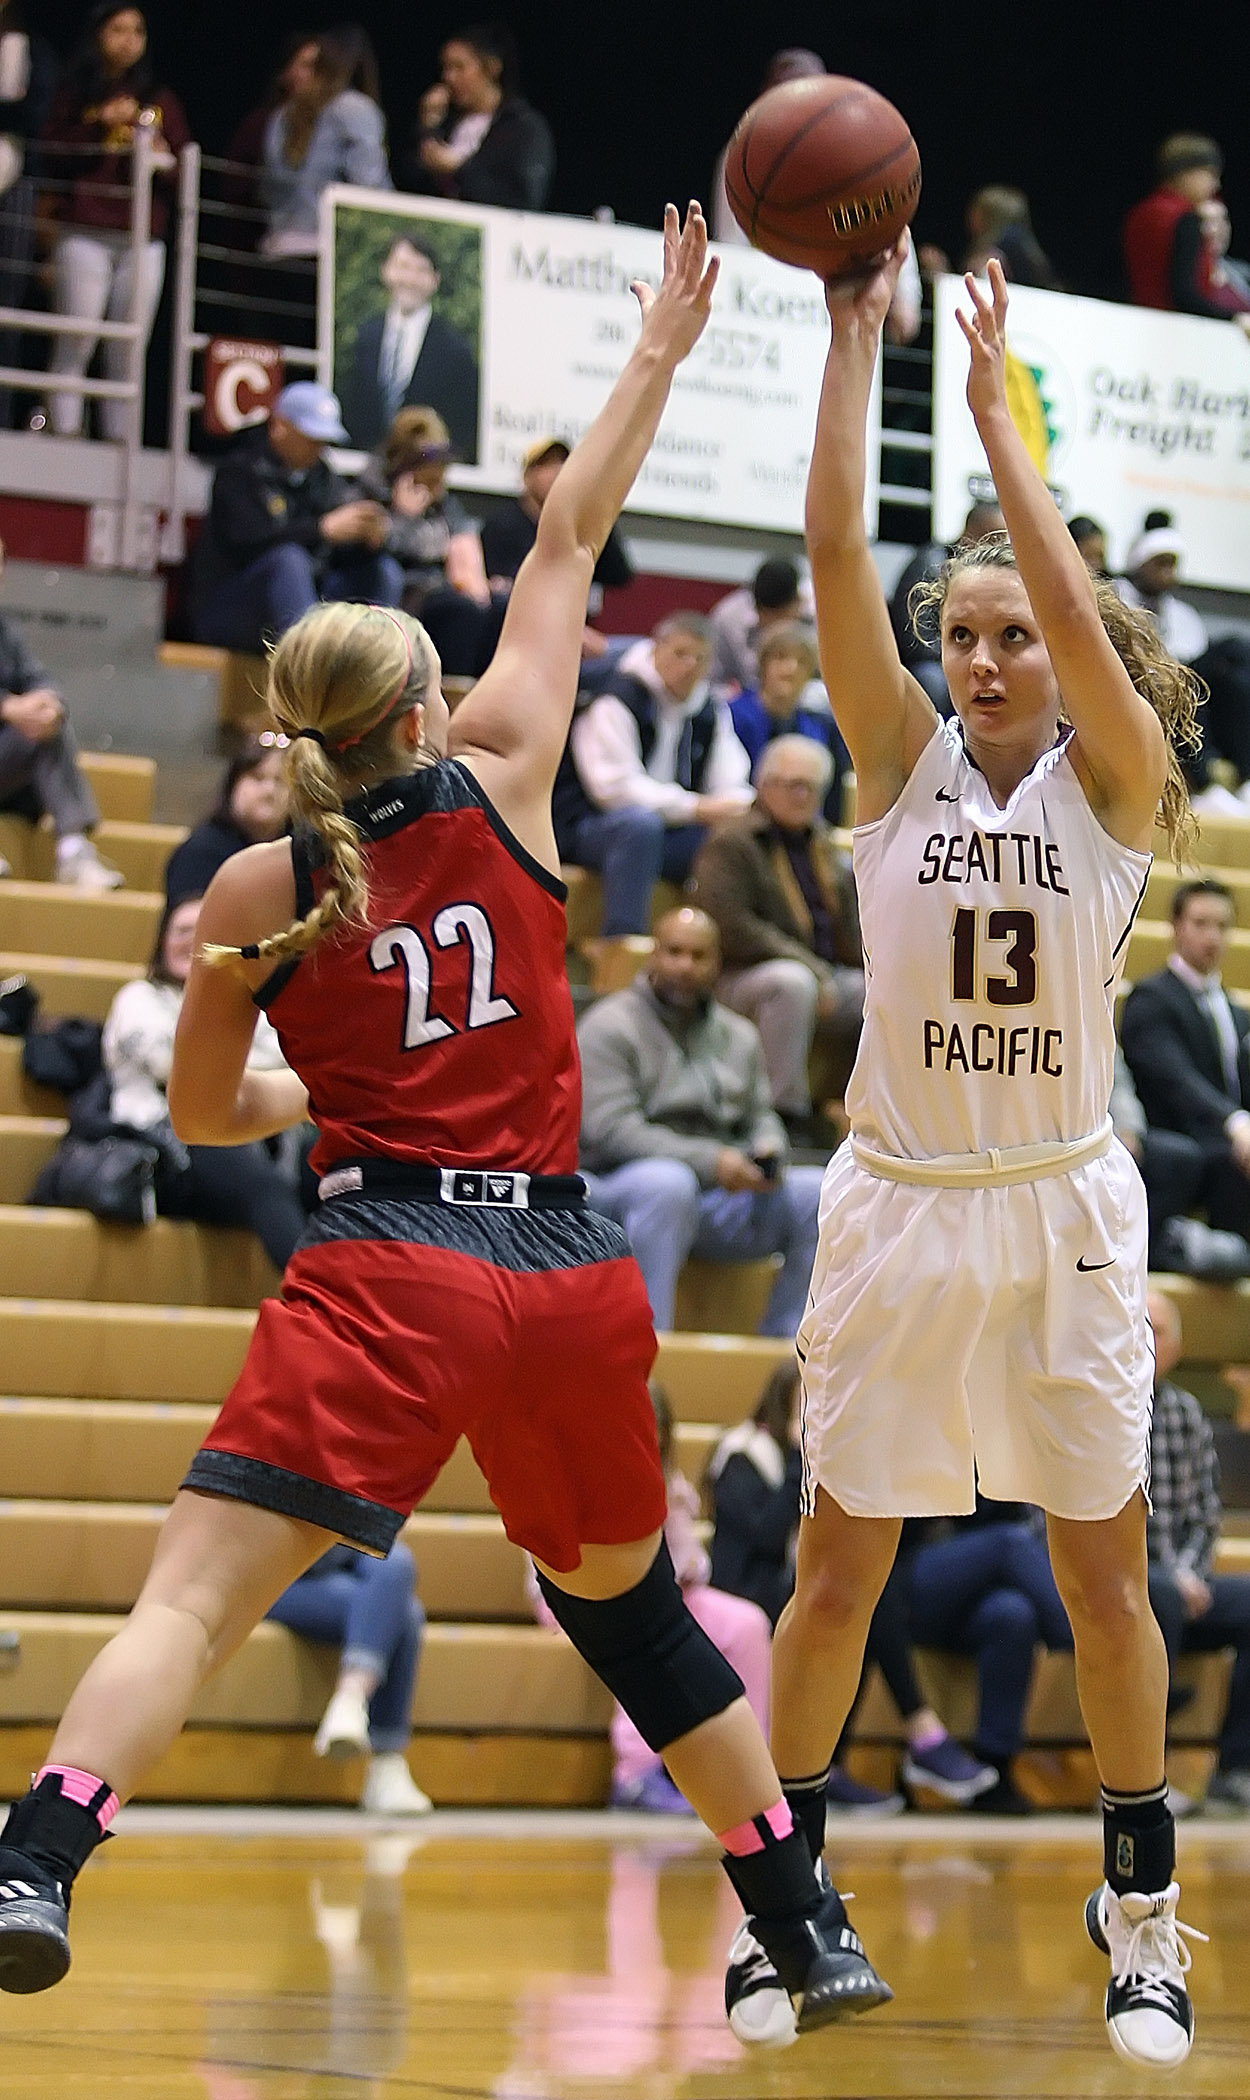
[797,1137,1152,1522]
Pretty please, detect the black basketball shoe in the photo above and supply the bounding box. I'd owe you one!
[726,1860,892,2045]
[1084,1880,1205,2068]
[0,1852,71,1995]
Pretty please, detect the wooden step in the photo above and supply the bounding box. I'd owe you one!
[0,1114,66,1202]
[0,949,141,1020]
[0,881,162,964]
[560,870,684,953]
[854,1644,1231,1749]
[0,1396,721,1514]
[1144,860,1250,924]
[0,1036,62,1115]
[673,1258,778,1335]
[1171,811,1250,870]
[0,1299,798,1415]
[79,753,156,824]
[0,1206,280,1308]
[0,1503,532,1619]
[0,1722,610,1806]
[0,817,185,890]
[158,641,268,730]
[0,1613,611,1732]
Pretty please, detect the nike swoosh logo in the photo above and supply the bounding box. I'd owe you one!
[1076,1256,1115,1272]
[935,788,962,802]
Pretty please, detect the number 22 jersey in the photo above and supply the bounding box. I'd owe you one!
[255,758,582,1176]
[846,718,1151,1160]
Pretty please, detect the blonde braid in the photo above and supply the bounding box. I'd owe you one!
[909,536,1201,864]
[203,601,437,971]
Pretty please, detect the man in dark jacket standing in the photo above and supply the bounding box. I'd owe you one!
[190,383,401,656]
[1121,880,1250,1240]
[691,735,863,1138]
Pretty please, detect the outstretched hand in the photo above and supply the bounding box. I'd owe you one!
[823,233,909,345]
[632,202,719,364]
[957,258,1011,424]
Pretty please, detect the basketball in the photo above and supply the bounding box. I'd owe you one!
[725,75,921,278]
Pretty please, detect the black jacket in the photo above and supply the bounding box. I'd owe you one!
[707,1441,802,1628]
[163,817,249,907]
[480,498,633,588]
[338,309,480,460]
[403,95,555,210]
[1121,965,1250,1145]
[190,425,351,613]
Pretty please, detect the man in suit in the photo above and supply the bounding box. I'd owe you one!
[338,236,480,462]
[1121,879,1250,1243]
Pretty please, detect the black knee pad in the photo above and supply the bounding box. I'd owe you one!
[536,1541,745,1752]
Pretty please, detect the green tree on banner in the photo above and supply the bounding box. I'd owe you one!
[332,205,484,388]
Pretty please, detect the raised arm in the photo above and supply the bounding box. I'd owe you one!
[449,203,717,856]
[805,241,937,824]
[958,262,1166,848]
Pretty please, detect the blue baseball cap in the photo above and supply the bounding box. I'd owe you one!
[273,381,349,444]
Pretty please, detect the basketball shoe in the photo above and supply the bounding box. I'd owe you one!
[1085,1880,1206,2068]
[0,1852,71,1994]
[725,1859,892,2045]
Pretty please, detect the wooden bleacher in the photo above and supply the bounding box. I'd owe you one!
[0,764,1248,1806]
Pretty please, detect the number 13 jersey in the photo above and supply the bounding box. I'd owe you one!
[846,718,1151,1160]
[256,758,582,1176]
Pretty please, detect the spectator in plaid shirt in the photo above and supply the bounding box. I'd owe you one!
[1146,1292,1250,1812]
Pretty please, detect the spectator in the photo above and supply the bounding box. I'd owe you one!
[725,623,847,819]
[1144,1291,1250,1815]
[531,1382,772,1814]
[1123,132,1249,329]
[353,405,504,675]
[480,436,633,613]
[39,3,190,442]
[552,612,752,936]
[690,734,863,1140]
[903,1500,1074,1815]
[887,502,1006,713]
[102,893,308,1270]
[1111,1045,1249,1281]
[1113,514,1250,804]
[189,381,400,657]
[708,555,805,694]
[577,905,823,1337]
[707,1362,995,1811]
[337,234,479,460]
[403,21,554,210]
[1198,196,1250,309]
[960,185,1062,290]
[711,48,921,344]
[258,24,389,261]
[1121,880,1250,1252]
[267,1542,433,1816]
[0,540,119,888]
[1116,516,1208,667]
[0,0,58,430]
[1068,514,1109,577]
[163,735,290,907]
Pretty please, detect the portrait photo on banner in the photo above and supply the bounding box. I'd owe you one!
[332,203,483,464]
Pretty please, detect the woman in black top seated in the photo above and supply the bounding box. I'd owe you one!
[164,736,290,906]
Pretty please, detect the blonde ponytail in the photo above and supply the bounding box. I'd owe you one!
[203,601,437,971]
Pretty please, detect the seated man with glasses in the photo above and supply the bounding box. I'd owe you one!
[690,735,864,1145]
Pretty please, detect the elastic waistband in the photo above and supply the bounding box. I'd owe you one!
[849,1119,1113,1189]
[317,1159,586,1211]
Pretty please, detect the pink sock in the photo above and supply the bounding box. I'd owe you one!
[909,1723,946,1753]
[718,1800,794,1856]
[36,1764,120,1832]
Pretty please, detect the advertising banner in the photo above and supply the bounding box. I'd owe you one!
[932,275,1250,590]
[320,186,879,536]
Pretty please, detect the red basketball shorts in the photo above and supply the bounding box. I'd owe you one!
[183,1184,664,1572]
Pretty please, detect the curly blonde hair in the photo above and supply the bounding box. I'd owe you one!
[203,601,438,971]
[909,535,1202,863]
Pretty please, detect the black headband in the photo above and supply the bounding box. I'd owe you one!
[291,726,328,750]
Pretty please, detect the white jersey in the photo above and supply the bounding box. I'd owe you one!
[847,718,1151,1159]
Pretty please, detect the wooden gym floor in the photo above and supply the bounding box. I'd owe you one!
[1,1810,1248,2098]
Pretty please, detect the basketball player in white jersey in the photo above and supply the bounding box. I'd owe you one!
[724,255,1206,2069]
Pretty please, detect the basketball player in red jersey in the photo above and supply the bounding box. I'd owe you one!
[0,204,887,2036]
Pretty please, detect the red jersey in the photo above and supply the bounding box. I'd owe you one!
[257,759,581,1176]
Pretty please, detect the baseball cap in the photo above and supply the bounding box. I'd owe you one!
[1126,526,1185,570]
[523,436,571,472]
[273,382,349,445]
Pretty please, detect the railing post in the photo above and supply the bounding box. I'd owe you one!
[117,117,154,571]
[162,140,201,564]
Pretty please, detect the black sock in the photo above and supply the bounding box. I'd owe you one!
[720,1814,842,1996]
[1102,1782,1175,1896]
[780,1766,830,1867]
[0,1773,113,1893]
